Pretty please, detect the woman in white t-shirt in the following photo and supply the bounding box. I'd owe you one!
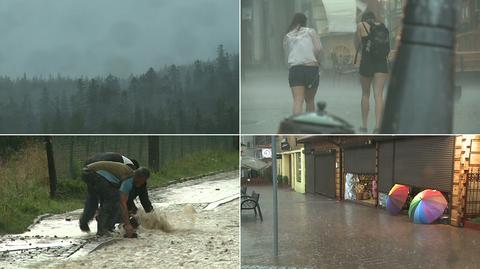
[283,13,323,115]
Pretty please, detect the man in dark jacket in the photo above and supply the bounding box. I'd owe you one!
[80,160,150,237]
[127,183,154,214]
[79,152,153,234]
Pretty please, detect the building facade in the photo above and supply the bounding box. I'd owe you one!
[242,0,480,71]
[293,135,480,227]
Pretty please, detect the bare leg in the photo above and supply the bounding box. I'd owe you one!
[360,75,372,130]
[304,87,318,112]
[373,73,388,130]
[291,86,305,115]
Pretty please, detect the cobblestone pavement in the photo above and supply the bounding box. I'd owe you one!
[0,171,239,269]
[241,69,480,134]
[241,185,480,269]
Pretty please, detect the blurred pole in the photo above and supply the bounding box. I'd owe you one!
[45,136,57,198]
[272,136,278,256]
[380,0,456,133]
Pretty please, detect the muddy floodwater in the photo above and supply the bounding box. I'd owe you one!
[0,171,239,269]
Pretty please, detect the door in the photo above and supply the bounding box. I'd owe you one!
[344,145,376,174]
[393,137,454,192]
[305,153,315,194]
[378,141,394,194]
[314,152,336,198]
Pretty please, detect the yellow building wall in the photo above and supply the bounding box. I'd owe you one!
[281,149,306,194]
[281,154,291,185]
[294,152,306,194]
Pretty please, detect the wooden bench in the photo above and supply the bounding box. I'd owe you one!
[241,190,263,221]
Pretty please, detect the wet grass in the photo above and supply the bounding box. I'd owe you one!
[0,142,85,234]
[0,144,238,234]
[149,149,239,188]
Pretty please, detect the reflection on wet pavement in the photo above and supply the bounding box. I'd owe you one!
[241,185,480,269]
[0,171,239,269]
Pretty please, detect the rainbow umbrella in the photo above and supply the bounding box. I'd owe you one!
[386,184,409,215]
[408,189,447,224]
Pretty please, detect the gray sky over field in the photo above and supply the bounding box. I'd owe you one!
[0,0,238,78]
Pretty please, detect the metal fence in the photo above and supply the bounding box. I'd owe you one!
[52,136,237,179]
[465,169,480,219]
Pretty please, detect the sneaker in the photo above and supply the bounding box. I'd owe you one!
[79,221,90,232]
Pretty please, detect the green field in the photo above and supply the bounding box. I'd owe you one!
[0,142,238,234]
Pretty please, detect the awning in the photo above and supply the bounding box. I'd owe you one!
[323,0,357,33]
[241,156,271,171]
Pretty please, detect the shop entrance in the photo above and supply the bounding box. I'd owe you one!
[313,152,336,199]
[344,173,377,206]
[393,137,454,192]
[343,144,377,206]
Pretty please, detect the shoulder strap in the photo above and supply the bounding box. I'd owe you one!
[362,22,369,35]
[354,44,360,64]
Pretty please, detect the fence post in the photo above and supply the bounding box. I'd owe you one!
[148,136,160,172]
[69,137,75,178]
[45,136,57,198]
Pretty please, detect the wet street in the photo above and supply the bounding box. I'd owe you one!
[241,185,480,269]
[241,69,480,134]
[0,171,239,269]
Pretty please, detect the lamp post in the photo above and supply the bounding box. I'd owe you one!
[380,0,457,133]
[272,135,278,257]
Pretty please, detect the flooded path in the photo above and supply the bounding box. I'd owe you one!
[0,171,239,269]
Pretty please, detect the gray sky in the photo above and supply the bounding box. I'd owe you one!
[0,0,238,78]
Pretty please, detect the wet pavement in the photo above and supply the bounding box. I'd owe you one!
[1,171,239,269]
[241,185,480,269]
[241,69,480,134]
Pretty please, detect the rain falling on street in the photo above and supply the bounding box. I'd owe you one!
[241,185,480,269]
[241,69,480,134]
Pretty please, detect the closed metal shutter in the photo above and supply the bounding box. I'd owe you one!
[305,153,315,194]
[378,141,394,193]
[314,152,336,198]
[393,137,454,192]
[344,145,376,174]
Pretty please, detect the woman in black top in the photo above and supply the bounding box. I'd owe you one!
[357,11,390,133]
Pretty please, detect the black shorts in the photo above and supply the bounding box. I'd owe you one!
[359,57,389,77]
[288,65,319,89]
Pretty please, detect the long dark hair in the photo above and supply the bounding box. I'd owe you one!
[361,11,376,25]
[287,13,307,33]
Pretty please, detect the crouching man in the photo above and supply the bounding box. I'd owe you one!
[80,160,150,237]
[80,152,140,232]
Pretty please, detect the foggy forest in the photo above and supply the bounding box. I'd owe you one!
[0,45,238,134]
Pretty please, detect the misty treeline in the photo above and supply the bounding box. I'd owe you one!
[0,45,238,134]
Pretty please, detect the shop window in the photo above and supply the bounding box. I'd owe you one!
[458,1,475,33]
[345,173,377,205]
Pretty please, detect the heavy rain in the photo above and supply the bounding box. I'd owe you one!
[0,0,239,134]
[241,0,480,134]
